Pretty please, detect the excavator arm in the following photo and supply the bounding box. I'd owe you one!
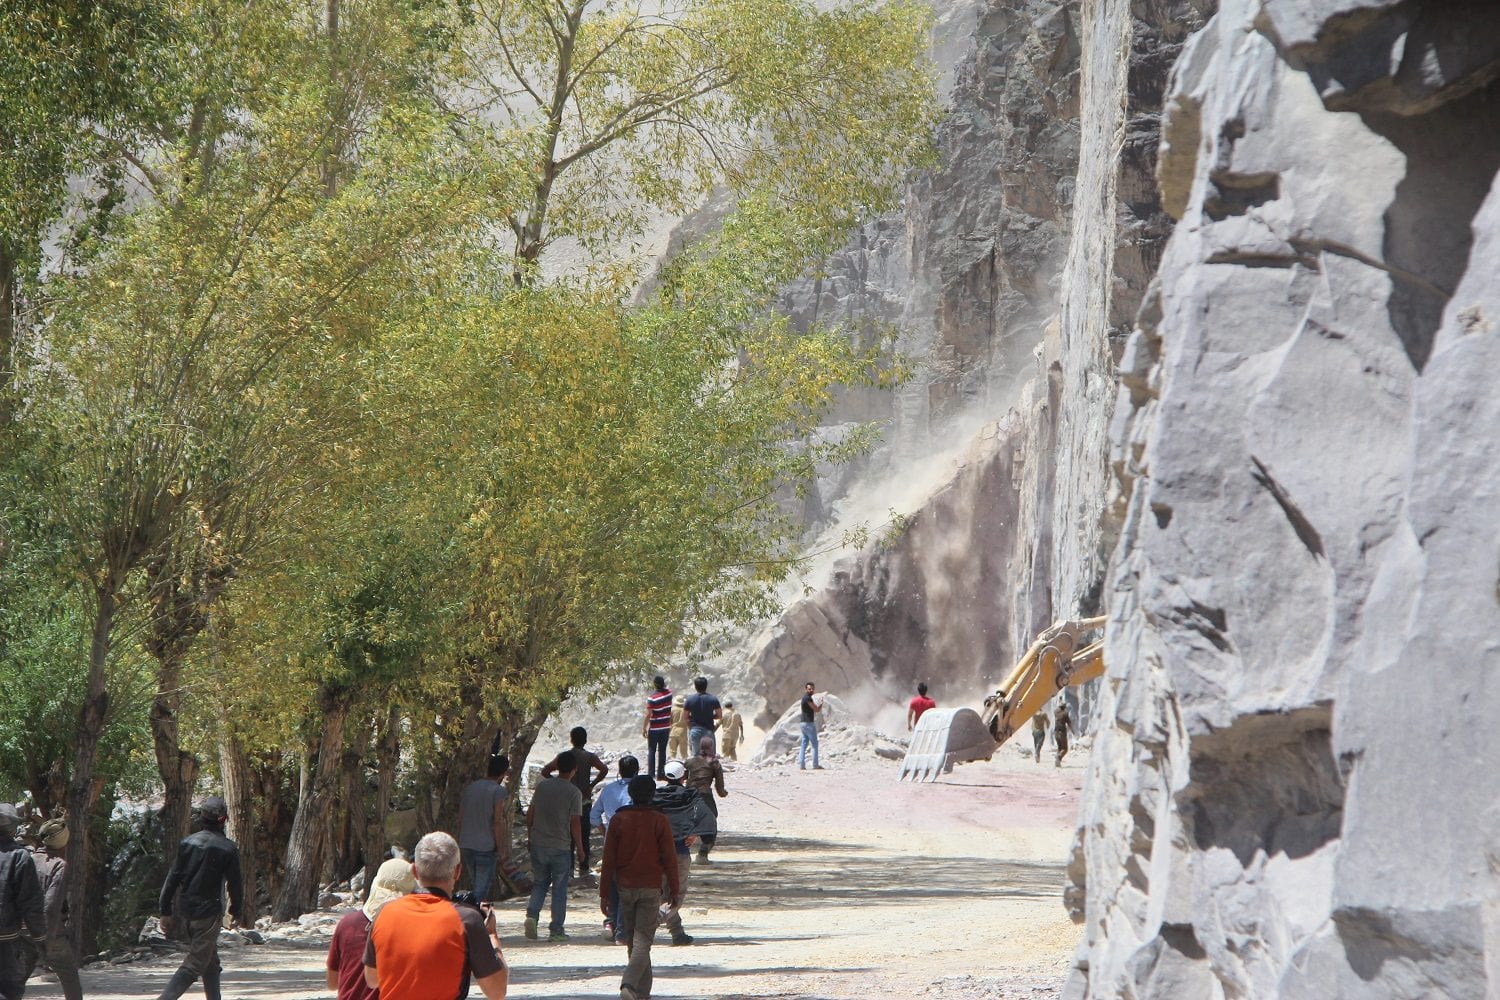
[899,617,1105,782]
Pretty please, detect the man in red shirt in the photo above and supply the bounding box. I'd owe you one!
[327,857,414,1000]
[364,832,507,1000]
[907,683,937,730]
[600,776,681,1000]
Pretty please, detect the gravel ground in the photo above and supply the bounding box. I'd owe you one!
[24,746,1086,1000]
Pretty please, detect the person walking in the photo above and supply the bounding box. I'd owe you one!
[524,751,583,942]
[1031,712,1050,763]
[799,682,824,771]
[155,796,244,1000]
[641,678,674,779]
[0,803,45,1000]
[20,818,81,1000]
[600,776,680,1000]
[327,857,415,1000]
[1054,702,1077,767]
[542,730,607,878]
[683,737,728,862]
[651,762,715,946]
[667,696,689,761]
[590,755,641,943]
[906,683,936,730]
[458,756,511,903]
[719,701,745,761]
[683,678,722,754]
[362,833,507,1000]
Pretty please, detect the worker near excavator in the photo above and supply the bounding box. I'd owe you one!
[1031,712,1049,763]
[906,683,936,730]
[1054,701,1077,767]
[799,682,824,770]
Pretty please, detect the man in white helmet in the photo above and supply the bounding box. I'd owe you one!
[650,761,715,946]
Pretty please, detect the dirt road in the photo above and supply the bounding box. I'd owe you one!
[25,748,1085,999]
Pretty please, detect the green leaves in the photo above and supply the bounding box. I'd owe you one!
[0,0,935,819]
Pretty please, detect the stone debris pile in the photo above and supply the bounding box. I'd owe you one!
[748,692,907,766]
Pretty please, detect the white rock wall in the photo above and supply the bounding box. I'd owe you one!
[1070,1,1500,995]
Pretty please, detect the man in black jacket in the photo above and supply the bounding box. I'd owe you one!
[156,797,244,1000]
[651,762,715,946]
[0,802,45,1000]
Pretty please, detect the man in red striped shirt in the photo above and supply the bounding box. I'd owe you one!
[364,832,507,1000]
[641,676,674,779]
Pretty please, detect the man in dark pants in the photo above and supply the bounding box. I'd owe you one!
[156,796,245,1000]
[20,818,82,1000]
[600,776,680,1000]
[0,803,45,1000]
[641,677,674,779]
[541,729,607,878]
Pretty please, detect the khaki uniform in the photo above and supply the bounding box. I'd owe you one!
[720,710,745,760]
[668,703,689,760]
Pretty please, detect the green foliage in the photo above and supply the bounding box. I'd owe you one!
[0,0,937,932]
[447,0,936,276]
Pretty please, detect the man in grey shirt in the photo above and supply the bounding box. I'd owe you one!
[457,755,511,902]
[524,751,583,941]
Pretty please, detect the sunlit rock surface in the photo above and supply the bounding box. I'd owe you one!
[1069,1,1500,995]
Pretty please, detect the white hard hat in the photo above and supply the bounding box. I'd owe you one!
[664,760,686,780]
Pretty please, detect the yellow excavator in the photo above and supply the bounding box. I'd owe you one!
[898,617,1105,782]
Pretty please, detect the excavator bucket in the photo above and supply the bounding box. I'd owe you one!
[898,708,997,782]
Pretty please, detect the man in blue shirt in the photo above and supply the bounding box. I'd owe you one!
[590,755,640,943]
[683,677,722,755]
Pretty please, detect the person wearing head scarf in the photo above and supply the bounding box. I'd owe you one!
[155,796,244,1000]
[0,802,45,1000]
[326,857,416,1000]
[20,817,81,1000]
[682,737,729,862]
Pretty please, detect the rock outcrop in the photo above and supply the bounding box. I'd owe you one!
[1069,1,1500,996]
[743,0,1206,730]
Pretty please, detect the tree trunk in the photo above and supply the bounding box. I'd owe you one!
[272,688,352,921]
[432,680,494,829]
[150,644,201,866]
[219,729,258,925]
[65,588,115,953]
[499,703,551,804]
[332,740,363,881]
[363,705,400,892]
[146,548,221,865]
[252,758,294,908]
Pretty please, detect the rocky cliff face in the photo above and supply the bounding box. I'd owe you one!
[1069,1,1500,995]
[745,0,1206,725]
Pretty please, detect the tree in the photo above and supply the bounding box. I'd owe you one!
[9,0,504,939]
[444,0,935,281]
